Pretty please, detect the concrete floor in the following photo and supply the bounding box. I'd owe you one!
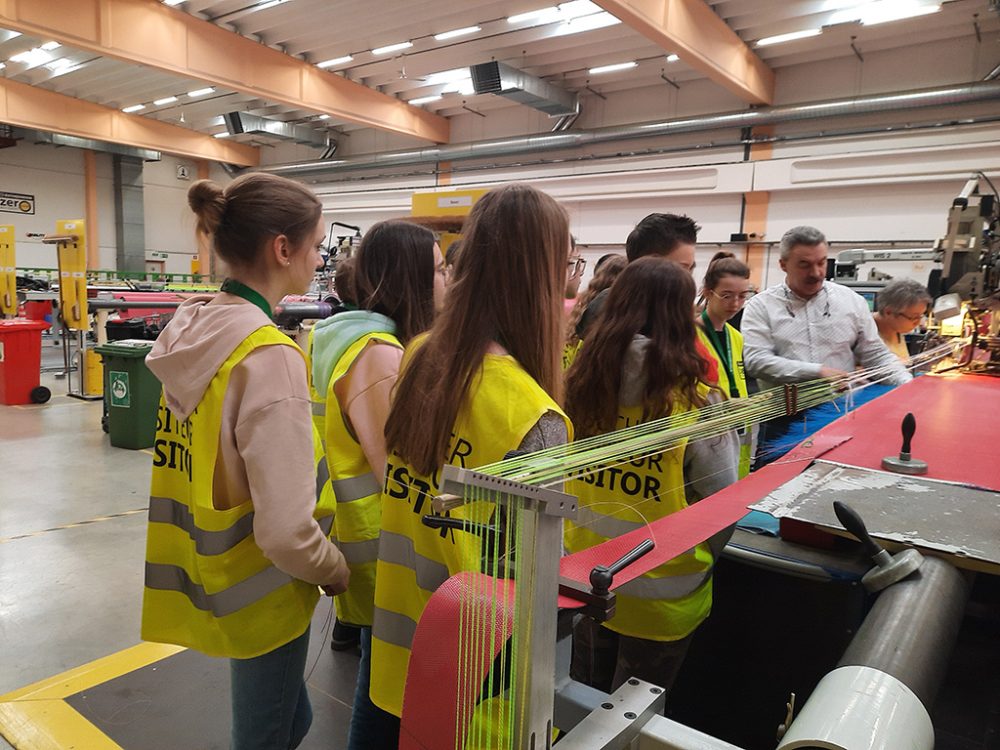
[0,341,360,749]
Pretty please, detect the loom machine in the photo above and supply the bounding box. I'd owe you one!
[393,246,1000,748]
[835,172,1000,375]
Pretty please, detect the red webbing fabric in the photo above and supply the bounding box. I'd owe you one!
[818,374,1000,491]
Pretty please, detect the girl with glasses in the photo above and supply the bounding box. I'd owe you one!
[697,251,753,477]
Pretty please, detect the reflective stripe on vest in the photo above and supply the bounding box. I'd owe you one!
[148,495,253,556]
[332,472,380,503]
[378,530,450,592]
[370,353,571,717]
[371,606,418,651]
[142,325,336,660]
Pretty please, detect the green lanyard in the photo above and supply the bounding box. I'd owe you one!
[700,311,738,397]
[220,278,272,319]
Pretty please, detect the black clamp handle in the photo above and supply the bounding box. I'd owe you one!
[589,539,656,596]
[421,515,497,538]
[900,412,916,459]
[833,501,884,559]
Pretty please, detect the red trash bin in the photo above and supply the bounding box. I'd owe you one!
[0,319,52,405]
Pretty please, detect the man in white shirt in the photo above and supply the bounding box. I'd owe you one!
[742,226,911,465]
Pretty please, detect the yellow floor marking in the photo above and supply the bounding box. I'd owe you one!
[0,509,147,545]
[0,643,183,750]
[0,700,123,750]
[140,449,155,457]
[0,643,184,702]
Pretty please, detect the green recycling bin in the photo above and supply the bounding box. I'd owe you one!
[94,339,160,450]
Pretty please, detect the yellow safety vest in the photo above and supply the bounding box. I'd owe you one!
[370,354,571,717]
[141,325,336,660]
[562,339,582,370]
[306,326,327,447]
[564,387,713,643]
[696,322,751,477]
[324,331,402,627]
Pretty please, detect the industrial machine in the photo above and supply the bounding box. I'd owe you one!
[391,337,999,750]
[832,172,1000,374]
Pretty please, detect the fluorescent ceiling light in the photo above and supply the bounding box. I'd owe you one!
[10,48,54,66]
[666,54,679,62]
[588,61,637,75]
[317,55,353,68]
[756,28,822,46]
[435,25,481,41]
[425,67,473,85]
[507,7,559,24]
[555,11,620,35]
[249,0,289,11]
[153,96,178,105]
[163,0,185,5]
[317,114,330,120]
[6,32,21,39]
[122,104,145,113]
[409,95,442,105]
[0,63,6,70]
[187,87,215,97]
[371,41,412,55]
[40,41,61,51]
[213,132,230,138]
[830,0,940,26]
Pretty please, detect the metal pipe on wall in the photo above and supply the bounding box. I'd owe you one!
[256,80,1000,179]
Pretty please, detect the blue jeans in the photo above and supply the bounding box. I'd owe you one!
[347,627,400,750]
[230,626,313,750]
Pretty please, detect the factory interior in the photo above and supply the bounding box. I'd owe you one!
[1,1,1000,749]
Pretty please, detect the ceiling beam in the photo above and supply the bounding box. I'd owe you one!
[0,76,260,165]
[0,0,450,143]
[594,0,774,104]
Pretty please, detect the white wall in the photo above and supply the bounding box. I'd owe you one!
[0,141,230,275]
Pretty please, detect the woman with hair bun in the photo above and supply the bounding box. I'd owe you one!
[697,251,753,476]
[142,173,349,750]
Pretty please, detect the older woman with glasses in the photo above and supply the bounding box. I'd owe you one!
[873,278,932,362]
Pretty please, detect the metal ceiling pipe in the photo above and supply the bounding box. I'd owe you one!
[257,80,1000,179]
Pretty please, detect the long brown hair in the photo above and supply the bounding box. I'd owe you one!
[385,184,570,475]
[565,254,627,347]
[354,220,436,345]
[565,257,708,439]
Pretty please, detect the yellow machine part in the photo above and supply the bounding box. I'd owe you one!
[0,225,15,317]
[84,349,104,397]
[56,219,88,331]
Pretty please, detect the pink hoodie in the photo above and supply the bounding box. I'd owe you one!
[146,295,347,588]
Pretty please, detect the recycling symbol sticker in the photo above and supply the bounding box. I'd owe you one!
[110,371,131,408]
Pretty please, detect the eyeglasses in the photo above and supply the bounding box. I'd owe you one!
[894,310,926,323]
[567,257,587,278]
[710,290,754,303]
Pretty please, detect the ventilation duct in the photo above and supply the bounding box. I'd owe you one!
[470,61,579,117]
[224,112,334,149]
[257,80,1000,179]
[12,128,161,160]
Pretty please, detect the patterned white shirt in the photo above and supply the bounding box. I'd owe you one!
[742,280,912,391]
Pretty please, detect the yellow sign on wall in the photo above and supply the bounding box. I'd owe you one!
[0,225,15,317]
[411,189,487,217]
[56,219,88,331]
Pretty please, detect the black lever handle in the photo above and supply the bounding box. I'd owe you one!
[833,501,883,559]
[421,515,497,538]
[900,412,916,457]
[590,539,656,596]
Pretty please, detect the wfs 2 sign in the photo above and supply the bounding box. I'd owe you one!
[0,192,35,215]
